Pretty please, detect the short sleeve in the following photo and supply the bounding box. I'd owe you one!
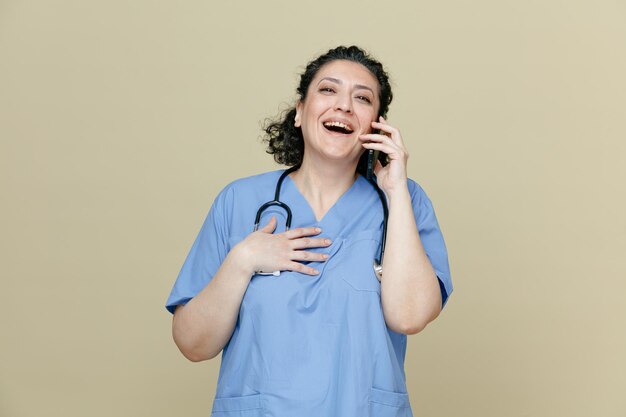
[409,180,453,307]
[165,185,234,314]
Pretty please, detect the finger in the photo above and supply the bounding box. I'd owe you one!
[371,119,396,132]
[373,160,384,176]
[290,237,332,250]
[283,226,322,239]
[287,261,320,276]
[359,133,392,143]
[370,123,400,140]
[361,141,397,155]
[259,216,277,233]
[371,120,404,145]
[290,250,330,263]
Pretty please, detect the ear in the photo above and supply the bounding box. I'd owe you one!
[294,101,302,128]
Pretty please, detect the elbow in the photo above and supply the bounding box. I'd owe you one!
[172,327,222,362]
[174,337,221,362]
[389,319,428,335]
[181,349,217,363]
[401,322,428,335]
[176,340,209,362]
[172,316,221,362]
[181,350,206,363]
[386,305,441,335]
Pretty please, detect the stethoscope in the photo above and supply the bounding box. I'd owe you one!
[254,163,388,281]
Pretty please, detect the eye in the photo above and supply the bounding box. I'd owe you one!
[319,87,335,93]
[356,95,372,104]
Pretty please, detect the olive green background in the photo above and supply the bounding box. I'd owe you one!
[1,1,625,416]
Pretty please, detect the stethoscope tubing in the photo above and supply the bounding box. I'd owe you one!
[254,165,388,279]
[253,166,299,232]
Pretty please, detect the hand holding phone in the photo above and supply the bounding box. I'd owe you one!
[361,117,410,193]
[366,128,388,179]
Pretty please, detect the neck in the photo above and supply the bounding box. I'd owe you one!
[289,156,359,221]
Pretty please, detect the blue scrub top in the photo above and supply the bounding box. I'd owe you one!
[166,170,452,417]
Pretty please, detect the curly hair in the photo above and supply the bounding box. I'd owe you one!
[263,46,393,172]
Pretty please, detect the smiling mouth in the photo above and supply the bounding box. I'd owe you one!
[323,121,354,134]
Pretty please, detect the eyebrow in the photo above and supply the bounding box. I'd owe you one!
[318,77,375,94]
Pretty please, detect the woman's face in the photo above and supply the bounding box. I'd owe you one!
[295,60,380,165]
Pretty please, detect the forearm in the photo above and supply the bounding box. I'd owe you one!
[171,218,329,362]
[172,245,253,362]
[380,186,442,334]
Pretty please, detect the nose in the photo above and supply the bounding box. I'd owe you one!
[335,93,352,113]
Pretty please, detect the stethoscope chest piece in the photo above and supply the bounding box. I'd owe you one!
[373,262,383,282]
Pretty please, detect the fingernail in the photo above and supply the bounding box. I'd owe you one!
[315,228,322,233]
[322,254,329,259]
[325,239,332,245]
[313,269,320,275]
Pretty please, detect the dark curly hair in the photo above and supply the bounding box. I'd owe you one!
[263,46,393,173]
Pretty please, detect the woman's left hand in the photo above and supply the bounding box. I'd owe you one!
[358,116,409,195]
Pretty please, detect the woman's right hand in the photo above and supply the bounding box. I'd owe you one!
[235,216,332,276]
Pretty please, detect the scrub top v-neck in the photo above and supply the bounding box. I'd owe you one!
[166,170,452,417]
[282,173,365,231]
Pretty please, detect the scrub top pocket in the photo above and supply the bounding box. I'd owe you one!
[368,388,412,417]
[211,393,263,416]
[339,229,382,293]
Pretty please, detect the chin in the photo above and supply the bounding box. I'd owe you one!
[320,149,361,165]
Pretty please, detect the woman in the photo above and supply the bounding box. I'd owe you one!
[166,46,452,416]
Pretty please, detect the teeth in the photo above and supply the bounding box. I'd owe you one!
[323,121,353,132]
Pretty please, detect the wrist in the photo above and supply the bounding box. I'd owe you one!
[383,182,410,203]
[227,242,256,278]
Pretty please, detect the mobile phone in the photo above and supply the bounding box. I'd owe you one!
[366,129,387,179]
[366,149,379,180]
